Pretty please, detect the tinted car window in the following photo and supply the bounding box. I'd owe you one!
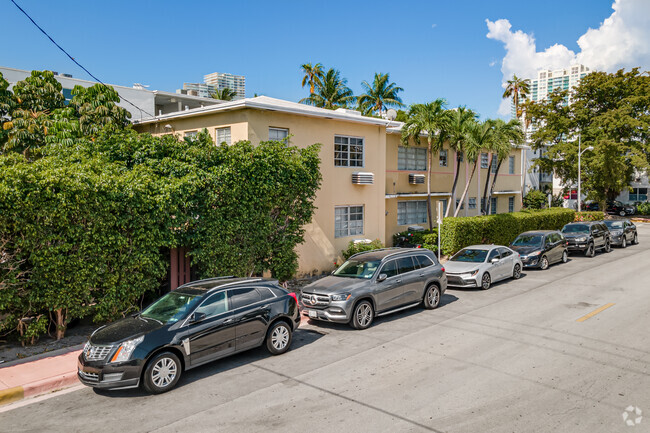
[380,260,399,278]
[195,291,229,317]
[229,288,261,310]
[499,247,512,258]
[257,287,276,301]
[488,249,500,261]
[415,255,434,269]
[397,257,417,274]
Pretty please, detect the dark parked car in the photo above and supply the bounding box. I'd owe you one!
[78,277,300,394]
[561,222,611,257]
[585,200,635,216]
[300,248,446,330]
[604,219,638,247]
[510,230,568,269]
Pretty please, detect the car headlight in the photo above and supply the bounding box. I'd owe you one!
[527,251,541,257]
[330,293,351,302]
[611,230,623,236]
[110,336,144,363]
[470,269,479,277]
[576,237,587,242]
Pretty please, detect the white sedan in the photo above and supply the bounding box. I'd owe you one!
[444,245,522,290]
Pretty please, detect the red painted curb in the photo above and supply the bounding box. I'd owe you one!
[23,371,79,398]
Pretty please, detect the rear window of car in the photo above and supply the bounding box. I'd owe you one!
[256,287,277,301]
[415,255,434,268]
[397,256,417,274]
[229,288,261,310]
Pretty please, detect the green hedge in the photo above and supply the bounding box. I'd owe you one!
[636,202,650,215]
[574,211,606,221]
[439,208,576,255]
[341,239,384,260]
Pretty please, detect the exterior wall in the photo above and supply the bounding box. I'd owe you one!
[140,111,250,144]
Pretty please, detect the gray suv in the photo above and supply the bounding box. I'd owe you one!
[300,248,447,329]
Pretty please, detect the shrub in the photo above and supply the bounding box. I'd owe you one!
[341,239,384,260]
[421,232,438,252]
[637,202,650,215]
[439,208,575,255]
[522,189,548,209]
[393,229,436,248]
[574,211,606,221]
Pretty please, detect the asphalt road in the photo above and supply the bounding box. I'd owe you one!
[2,224,650,433]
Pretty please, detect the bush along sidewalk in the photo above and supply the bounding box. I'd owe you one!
[393,229,438,251]
[574,211,606,221]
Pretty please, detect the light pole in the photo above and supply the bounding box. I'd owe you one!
[577,133,594,212]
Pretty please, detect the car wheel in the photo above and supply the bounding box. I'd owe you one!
[605,239,611,253]
[621,237,627,248]
[266,321,292,355]
[423,285,441,309]
[481,273,491,290]
[561,250,568,263]
[585,243,595,257]
[539,256,549,270]
[142,352,182,394]
[513,263,521,279]
[619,210,626,216]
[633,233,639,245]
[350,300,374,330]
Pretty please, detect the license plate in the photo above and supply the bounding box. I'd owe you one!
[308,310,317,318]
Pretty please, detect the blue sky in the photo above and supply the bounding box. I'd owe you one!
[1,0,640,119]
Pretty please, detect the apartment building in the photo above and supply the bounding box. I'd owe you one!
[134,96,523,274]
[204,72,246,100]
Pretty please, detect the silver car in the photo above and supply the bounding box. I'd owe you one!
[444,245,522,290]
[300,248,447,330]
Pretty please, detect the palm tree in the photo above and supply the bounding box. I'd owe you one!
[453,119,495,217]
[482,119,525,214]
[300,63,324,95]
[210,88,238,101]
[400,99,450,229]
[357,73,404,116]
[445,107,478,217]
[502,75,530,119]
[299,68,355,109]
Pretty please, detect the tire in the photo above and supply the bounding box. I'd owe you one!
[585,243,595,257]
[266,321,292,355]
[633,233,639,245]
[621,237,627,248]
[350,300,374,330]
[604,239,611,253]
[539,256,549,270]
[513,263,521,279]
[142,352,182,394]
[423,285,441,309]
[481,273,491,290]
[561,250,568,263]
[619,210,626,216]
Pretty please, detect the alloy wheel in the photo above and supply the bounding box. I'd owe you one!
[356,303,373,327]
[634,233,638,244]
[481,273,491,290]
[622,237,627,248]
[151,357,177,389]
[513,264,521,279]
[540,256,549,270]
[427,286,440,307]
[605,240,611,252]
[562,251,568,263]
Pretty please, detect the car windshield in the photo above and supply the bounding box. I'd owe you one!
[604,221,623,229]
[451,248,489,263]
[562,224,589,234]
[512,235,543,247]
[333,259,381,279]
[140,291,203,324]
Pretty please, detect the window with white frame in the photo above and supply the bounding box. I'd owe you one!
[509,196,514,212]
[269,127,289,141]
[334,136,364,167]
[468,197,476,209]
[216,127,231,145]
[439,150,448,167]
[398,147,427,171]
[481,153,489,169]
[491,156,498,173]
[630,187,648,201]
[184,130,198,137]
[490,197,498,215]
[397,201,427,225]
[335,205,364,238]
[509,156,515,174]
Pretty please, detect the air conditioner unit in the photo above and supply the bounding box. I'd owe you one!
[407,225,425,232]
[409,174,425,184]
[351,172,374,185]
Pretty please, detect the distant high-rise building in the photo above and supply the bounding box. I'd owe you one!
[204,72,246,100]
[181,82,215,98]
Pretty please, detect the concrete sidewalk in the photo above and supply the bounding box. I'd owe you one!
[0,347,82,406]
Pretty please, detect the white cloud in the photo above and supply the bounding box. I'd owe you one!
[489,60,497,67]
[487,0,650,101]
[431,23,437,29]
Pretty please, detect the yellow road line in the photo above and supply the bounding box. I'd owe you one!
[576,303,616,322]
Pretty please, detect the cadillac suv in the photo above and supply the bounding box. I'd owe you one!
[561,222,611,257]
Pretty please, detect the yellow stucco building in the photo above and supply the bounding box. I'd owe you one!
[134,96,523,275]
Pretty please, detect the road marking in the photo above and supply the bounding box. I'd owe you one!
[576,303,615,322]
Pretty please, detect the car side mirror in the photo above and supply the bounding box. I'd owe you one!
[190,312,206,324]
[376,273,387,283]
[491,258,499,264]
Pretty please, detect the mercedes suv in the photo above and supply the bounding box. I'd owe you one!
[300,248,446,330]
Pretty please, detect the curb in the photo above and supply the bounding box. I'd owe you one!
[0,386,24,406]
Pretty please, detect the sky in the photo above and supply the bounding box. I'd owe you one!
[1,0,648,120]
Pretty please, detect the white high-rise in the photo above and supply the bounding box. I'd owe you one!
[204,72,246,100]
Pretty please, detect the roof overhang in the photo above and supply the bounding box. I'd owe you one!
[492,190,522,195]
[385,192,452,199]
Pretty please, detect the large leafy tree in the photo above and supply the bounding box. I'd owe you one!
[300,68,355,109]
[445,107,477,216]
[357,72,404,116]
[210,87,238,101]
[400,99,450,229]
[503,74,530,119]
[525,68,649,205]
[300,62,324,95]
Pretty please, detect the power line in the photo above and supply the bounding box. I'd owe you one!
[9,0,155,118]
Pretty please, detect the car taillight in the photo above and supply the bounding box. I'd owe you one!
[288,292,298,304]
[441,267,445,272]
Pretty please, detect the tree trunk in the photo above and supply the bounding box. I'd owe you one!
[426,144,433,230]
[454,162,477,217]
[482,153,494,214]
[486,160,504,213]
[53,308,67,340]
[446,153,462,217]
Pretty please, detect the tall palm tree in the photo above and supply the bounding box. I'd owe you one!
[482,119,525,214]
[300,63,324,95]
[400,99,450,229]
[299,68,355,109]
[445,107,478,217]
[357,73,404,116]
[210,88,238,101]
[453,119,495,217]
[502,75,530,119]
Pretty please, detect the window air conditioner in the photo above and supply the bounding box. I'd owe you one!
[409,174,425,184]
[351,172,374,185]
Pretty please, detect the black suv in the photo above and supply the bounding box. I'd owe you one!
[510,230,568,269]
[78,277,300,394]
[585,200,635,216]
[561,222,611,257]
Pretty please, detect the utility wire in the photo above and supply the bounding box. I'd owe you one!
[10,0,155,118]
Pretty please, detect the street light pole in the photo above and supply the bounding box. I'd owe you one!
[578,134,582,212]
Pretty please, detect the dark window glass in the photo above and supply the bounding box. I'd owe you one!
[488,249,500,261]
[229,288,261,310]
[415,255,434,269]
[397,257,417,274]
[257,287,276,301]
[499,248,512,258]
[195,291,229,317]
[380,260,398,278]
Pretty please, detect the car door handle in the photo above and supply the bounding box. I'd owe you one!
[395,279,402,283]
[223,318,234,324]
